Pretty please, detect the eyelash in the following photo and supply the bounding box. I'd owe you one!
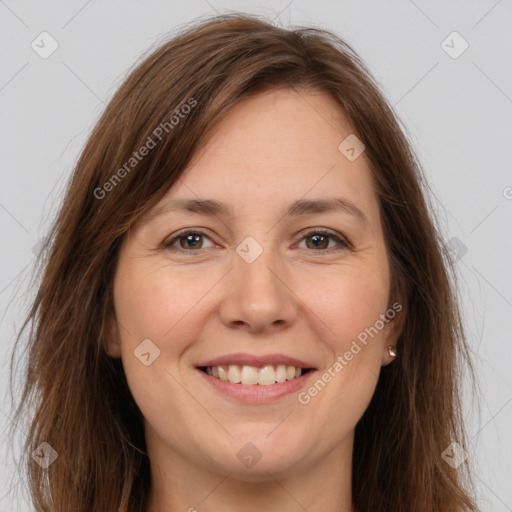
[162,228,351,254]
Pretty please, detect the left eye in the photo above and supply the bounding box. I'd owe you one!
[297,229,350,251]
[162,229,350,253]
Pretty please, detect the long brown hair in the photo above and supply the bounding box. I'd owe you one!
[8,12,478,511]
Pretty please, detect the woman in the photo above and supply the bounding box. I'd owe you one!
[9,12,478,512]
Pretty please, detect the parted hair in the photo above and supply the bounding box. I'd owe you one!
[9,12,477,512]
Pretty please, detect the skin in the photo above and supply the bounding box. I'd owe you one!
[106,86,404,512]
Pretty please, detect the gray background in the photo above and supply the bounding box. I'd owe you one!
[1,1,511,510]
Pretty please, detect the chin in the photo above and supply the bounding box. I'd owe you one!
[201,430,308,477]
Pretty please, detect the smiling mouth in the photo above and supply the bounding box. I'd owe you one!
[197,364,314,385]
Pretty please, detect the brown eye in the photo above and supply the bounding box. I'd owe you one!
[298,229,350,252]
[178,233,203,249]
[163,230,215,251]
[305,233,330,250]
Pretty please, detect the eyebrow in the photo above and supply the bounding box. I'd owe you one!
[141,197,369,227]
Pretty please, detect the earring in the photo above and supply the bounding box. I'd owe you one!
[388,345,397,358]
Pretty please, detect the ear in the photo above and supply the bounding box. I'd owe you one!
[380,301,406,366]
[103,312,122,359]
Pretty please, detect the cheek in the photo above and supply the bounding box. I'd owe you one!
[297,262,389,428]
[114,260,214,343]
[112,262,208,446]
[308,261,390,353]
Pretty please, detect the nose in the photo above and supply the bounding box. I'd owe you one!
[218,242,299,335]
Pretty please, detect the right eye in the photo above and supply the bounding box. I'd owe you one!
[162,229,216,252]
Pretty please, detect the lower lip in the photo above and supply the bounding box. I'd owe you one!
[196,368,317,404]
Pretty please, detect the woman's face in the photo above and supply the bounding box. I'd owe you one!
[107,87,403,480]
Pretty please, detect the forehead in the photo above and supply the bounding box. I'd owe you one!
[143,87,380,227]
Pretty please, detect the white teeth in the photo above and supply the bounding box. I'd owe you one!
[205,364,307,385]
[276,364,287,383]
[228,364,241,383]
[258,365,276,386]
[240,365,259,385]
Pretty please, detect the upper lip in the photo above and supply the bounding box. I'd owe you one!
[196,352,316,369]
